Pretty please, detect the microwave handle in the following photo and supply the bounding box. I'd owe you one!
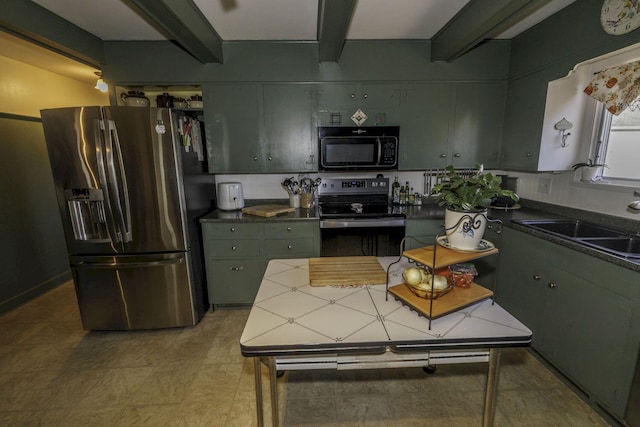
[376,137,382,165]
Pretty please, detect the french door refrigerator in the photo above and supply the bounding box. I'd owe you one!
[41,106,209,330]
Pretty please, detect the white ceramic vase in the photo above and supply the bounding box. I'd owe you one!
[580,166,602,182]
[444,208,488,250]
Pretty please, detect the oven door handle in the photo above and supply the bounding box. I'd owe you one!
[320,218,406,228]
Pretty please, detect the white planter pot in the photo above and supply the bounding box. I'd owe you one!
[580,166,602,182]
[444,208,488,251]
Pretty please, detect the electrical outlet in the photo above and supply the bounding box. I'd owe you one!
[538,177,552,194]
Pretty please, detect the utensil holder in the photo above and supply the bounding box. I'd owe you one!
[289,194,300,208]
[300,193,314,208]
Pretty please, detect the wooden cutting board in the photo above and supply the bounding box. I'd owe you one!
[241,204,295,217]
[309,256,387,286]
[388,282,493,319]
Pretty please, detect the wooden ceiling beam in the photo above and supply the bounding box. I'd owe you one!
[431,0,553,62]
[126,0,223,64]
[0,0,104,67]
[317,0,356,62]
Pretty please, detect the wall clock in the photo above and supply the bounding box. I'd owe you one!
[601,0,640,35]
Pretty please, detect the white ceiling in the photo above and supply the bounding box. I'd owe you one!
[3,0,576,85]
[30,0,575,41]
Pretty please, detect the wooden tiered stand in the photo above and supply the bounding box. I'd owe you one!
[386,227,501,330]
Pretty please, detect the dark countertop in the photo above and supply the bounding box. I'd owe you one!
[199,198,640,272]
[486,201,640,273]
[200,199,319,223]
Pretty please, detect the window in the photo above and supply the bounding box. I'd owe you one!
[596,101,640,181]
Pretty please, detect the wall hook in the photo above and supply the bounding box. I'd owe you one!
[554,117,573,148]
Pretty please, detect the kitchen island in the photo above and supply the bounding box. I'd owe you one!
[240,257,532,427]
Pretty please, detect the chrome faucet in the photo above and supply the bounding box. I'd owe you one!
[629,190,640,211]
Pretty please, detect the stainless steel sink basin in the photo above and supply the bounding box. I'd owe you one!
[514,219,626,239]
[513,219,640,259]
[580,237,640,259]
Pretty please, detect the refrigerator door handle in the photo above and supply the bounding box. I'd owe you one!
[105,119,133,243]
[75,257,184,269]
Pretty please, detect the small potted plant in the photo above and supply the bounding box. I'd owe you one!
[431,164,518,250]
[572,159,606,182]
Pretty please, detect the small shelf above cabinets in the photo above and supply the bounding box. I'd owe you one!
[114,85,203,109]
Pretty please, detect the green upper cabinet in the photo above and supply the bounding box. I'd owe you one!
[204,83,318,173]
[203,83,262,173]
[398,82,505,170]
[262,84,317,172]
[499,73,547,171]
[316,83,401,126]
[449,83,505,169]
[398,83,452,170]
[203,80,506,173]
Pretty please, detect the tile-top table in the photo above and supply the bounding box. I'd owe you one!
[240,257,532,427]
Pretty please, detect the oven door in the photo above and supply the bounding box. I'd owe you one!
[320,218,405,257]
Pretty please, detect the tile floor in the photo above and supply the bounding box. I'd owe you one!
[0,281,614,426]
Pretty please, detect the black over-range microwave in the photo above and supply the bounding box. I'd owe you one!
[318,126,399,171]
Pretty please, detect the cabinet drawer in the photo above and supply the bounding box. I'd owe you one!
[264,221,318,238]
[203,223,262,239]
[207,239,261,258]
[265,238,318,258]
[206,260,265,305]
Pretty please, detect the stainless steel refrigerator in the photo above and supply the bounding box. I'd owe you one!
[41,106,211,330]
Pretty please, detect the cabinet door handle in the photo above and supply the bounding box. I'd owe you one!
[533,274,541,280]
[268,156,273,161]
[526,152,533,157]
[454,153,461,158]
[286,227,292,231]
[253,156,258,161]
[231,246,237,251]
[230,266,244,271]
[548,282,557,288]
[351,93,355,99]
[363,93,368,99]
[287,245,292,249]
[440,153,447,158]
[230,227,235,232]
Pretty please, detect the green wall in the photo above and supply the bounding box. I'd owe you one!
[502,0,640,167]
[103,39,511,85]
[0,114,71,314]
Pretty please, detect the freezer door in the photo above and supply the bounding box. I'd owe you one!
[71,252,197,330]
[41,107,123,255]
[103,107,188,253]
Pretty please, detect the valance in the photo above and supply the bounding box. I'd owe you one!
[584,59,640,115]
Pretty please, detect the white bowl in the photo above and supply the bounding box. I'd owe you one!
[188,100,203,109]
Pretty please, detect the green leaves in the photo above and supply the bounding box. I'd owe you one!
[431,164,519,211]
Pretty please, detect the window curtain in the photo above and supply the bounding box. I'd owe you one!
[584,59,640,115]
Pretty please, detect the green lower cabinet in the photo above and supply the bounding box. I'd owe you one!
[496,227,640,419]
[206,260,265,305]
[202,220,320,307]
[404,218,443,249]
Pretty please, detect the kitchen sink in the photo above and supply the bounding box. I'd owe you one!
[514,219,626,239]
[513,219,640,259]
[580,237,640,259]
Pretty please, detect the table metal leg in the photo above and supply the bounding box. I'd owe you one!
[267,357,280,427]
[253,357,264,427]
[483,348,501,427]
